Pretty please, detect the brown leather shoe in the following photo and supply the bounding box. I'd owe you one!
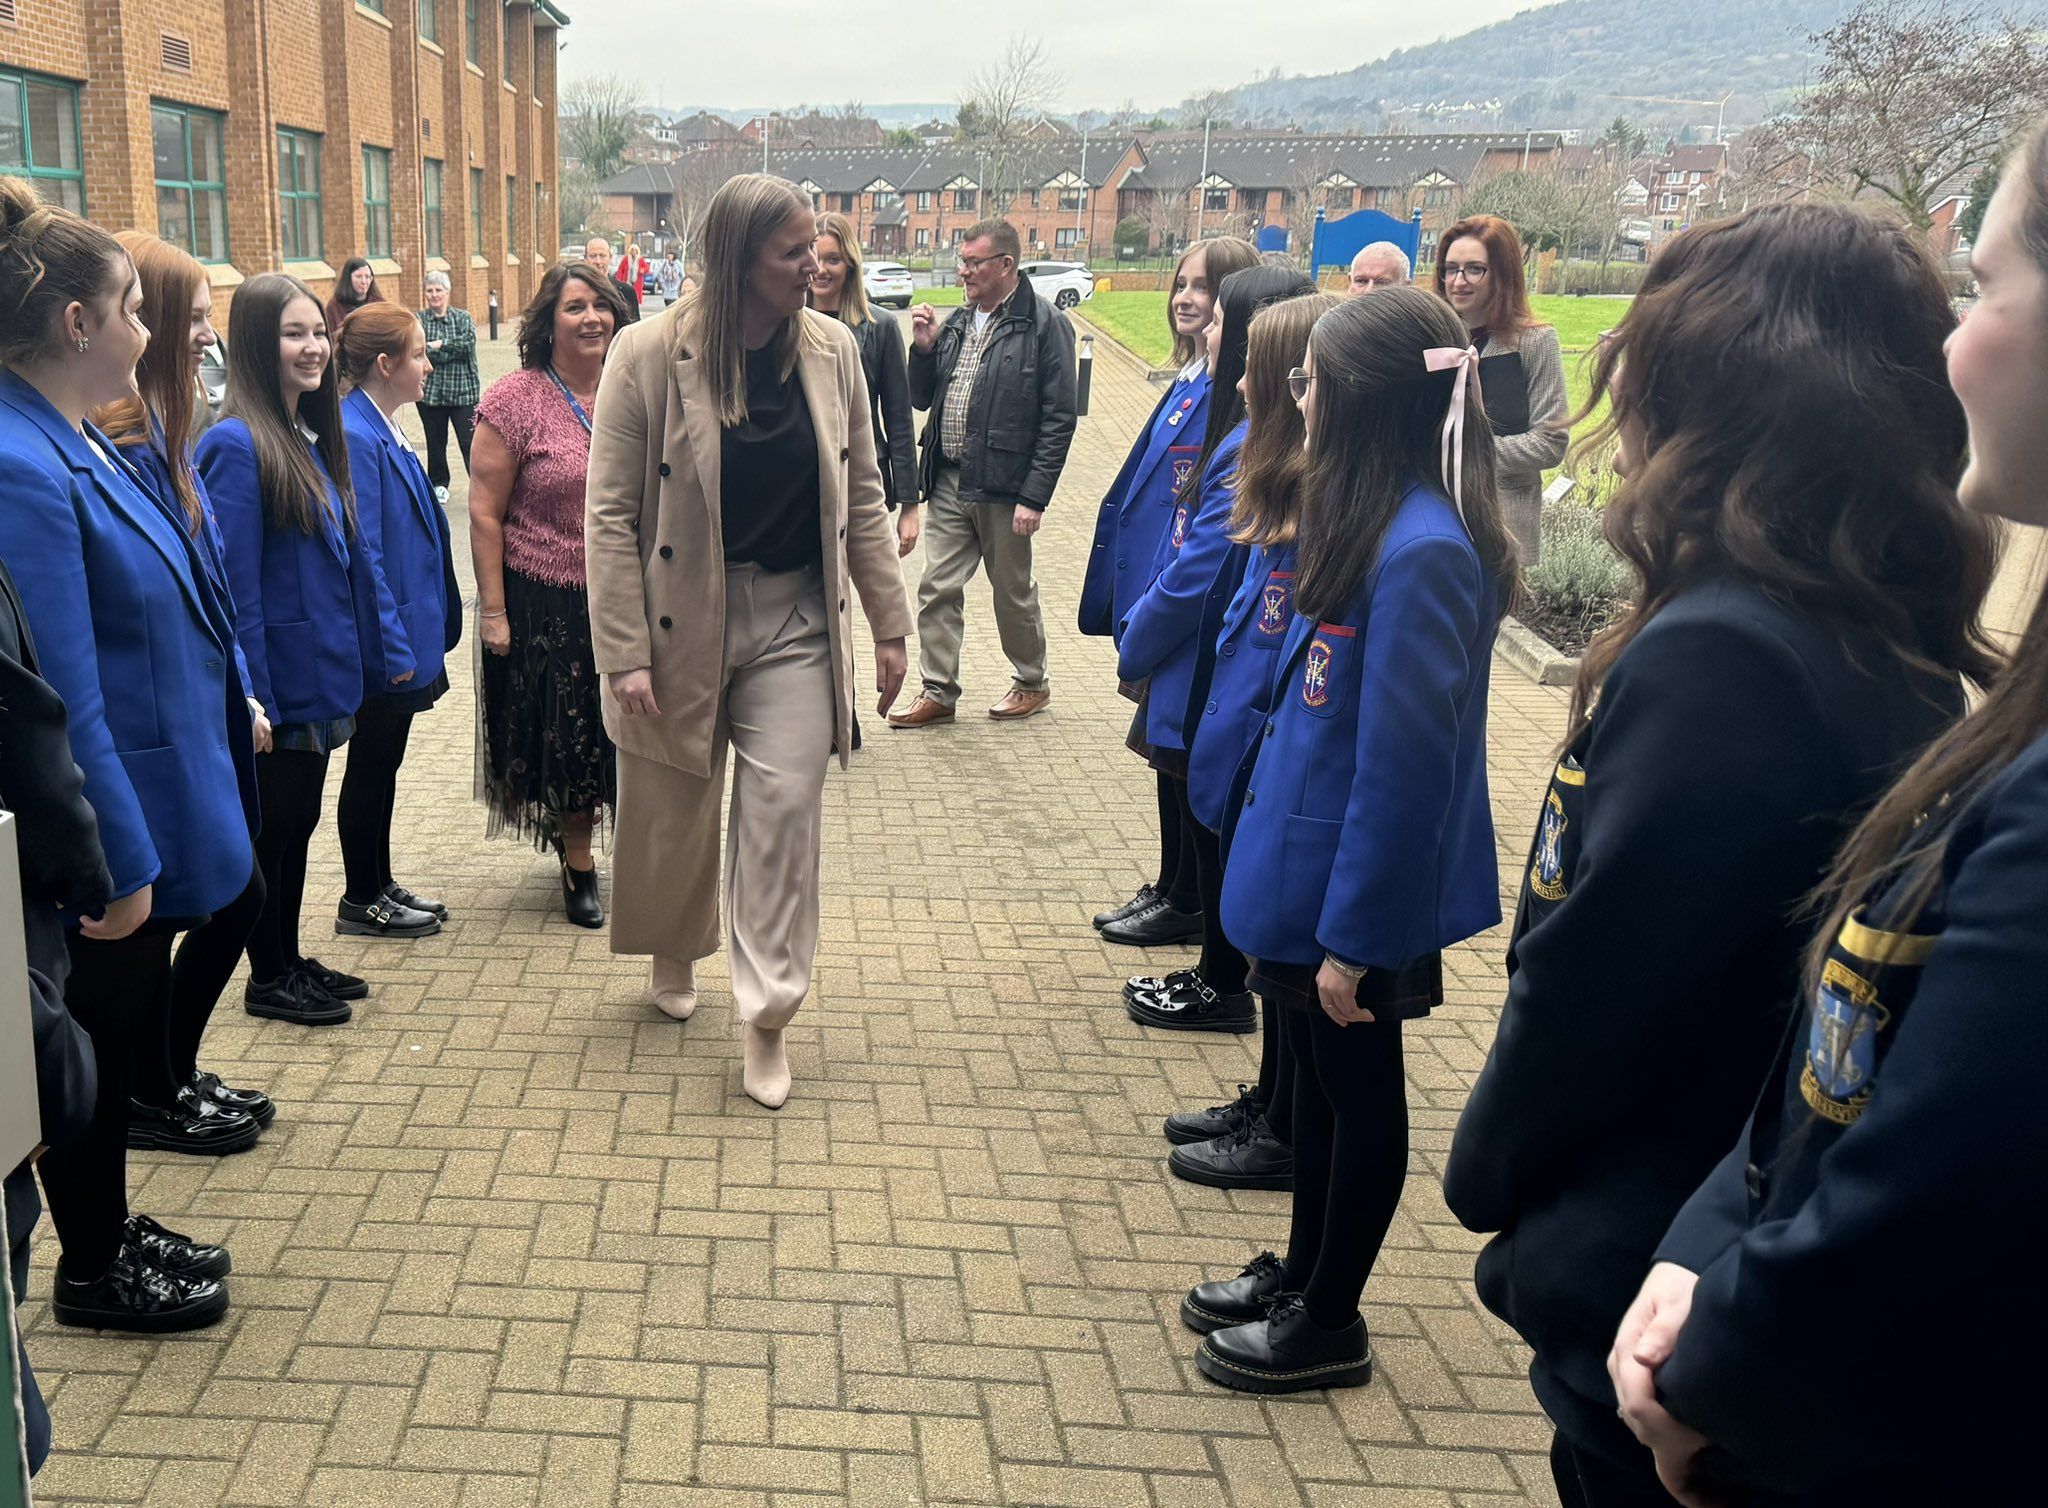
[989,688,1052,720]
[887,694,956,729]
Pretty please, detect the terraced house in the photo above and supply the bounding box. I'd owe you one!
[0,0,567,326]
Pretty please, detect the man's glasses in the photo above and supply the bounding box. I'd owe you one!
[956,253,1009,273]
[1441,262,1491,283]
[1288,368,1315,401]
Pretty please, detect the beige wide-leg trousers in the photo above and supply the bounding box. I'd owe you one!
[610,563,834,1030]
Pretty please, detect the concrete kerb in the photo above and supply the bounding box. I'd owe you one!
[1498,615,1579,687]
[1072,311,1178,386]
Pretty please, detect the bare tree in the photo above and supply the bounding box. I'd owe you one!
[1177,87,1240,132]
[1754,0,2048,232]
[1284,138,1351,263]
[663,140,758,264]
[561,74,648,181]
[958,37,1063,215]
[1135,148,1202,255]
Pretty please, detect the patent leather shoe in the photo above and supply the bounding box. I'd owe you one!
[1125,964,1198,1004]
[192,1069,275,1129]
[336,893,441,938]
[52,1249,228,1333]
[122,1213,232,1282]
[126,1086,261,1156]
[383,882,448,920]
[1127,977,1255,1033]
[1098,895,1203,947]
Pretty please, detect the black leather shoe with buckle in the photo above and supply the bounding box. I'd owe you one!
[125,1086,261,1156]
[1093,884,1159,931]
[122,1214,232,1282]
[1098,895,1204,947]
[1180,1251,1286,1335]
[1127,978,1256,1033]
[244,969,352,1026]
[336,893,441,938]
[1125,965,1199,1005]
[1164,1083,1261,1146]
[1196,1294,1373,1394]
[1169,1115,1294,1191]
[383,882,448,920]
[52,1249,229,1333]
[192,1069,275,1129]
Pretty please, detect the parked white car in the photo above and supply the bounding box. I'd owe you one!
[864,261,915,310]
[1020,261,1095,309]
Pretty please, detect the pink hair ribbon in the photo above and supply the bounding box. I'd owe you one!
[1422,345,1483,528]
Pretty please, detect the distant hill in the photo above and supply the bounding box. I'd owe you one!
[1231,0,1864,134]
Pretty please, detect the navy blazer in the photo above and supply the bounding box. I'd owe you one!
[1220,482,1500,970]
[1077,367,1210,640]
[196,416,366,726]
[1186,542,1294,835]
[341,388,461,694]
[1117,421,1247,751]
[0,372,254,918]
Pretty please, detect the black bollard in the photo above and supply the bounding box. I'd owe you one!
[1076,333,1094,418]
[488,289,500,342]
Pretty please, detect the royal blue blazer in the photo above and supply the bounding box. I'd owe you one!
[1117,421,1247,751]
[196,417,366,727]
[0,372,255,916]
[1220,481,1501,970]
[1078,367,1210,641]
[341,388,462,695]
[1186,542,1295,834]
[121,429,255,704]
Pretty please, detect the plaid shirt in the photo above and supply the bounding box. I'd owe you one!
[938,304,1001,463]
[417,306,480,410]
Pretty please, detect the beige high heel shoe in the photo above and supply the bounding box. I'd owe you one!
[742,1024,790,1109]
[651,956,697,1021]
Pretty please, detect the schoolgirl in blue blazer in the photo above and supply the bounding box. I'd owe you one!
[196,271,372,1028]
[1188,288,1520,1398]
[1080,236,1258,942]
[332,306,462,941]
[0,190,252,1334]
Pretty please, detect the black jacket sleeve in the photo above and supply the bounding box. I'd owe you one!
[907,320,948,411]
[872,317,921,509]
[1020,309,1077,513]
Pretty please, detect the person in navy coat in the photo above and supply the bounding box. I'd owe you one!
[0,180,247,1334]
[1080,235,1258,947]
[96,229,278,1155]
[197,271,376,1028]
[1187,288,1520,1395]
[1606,133,2048,1508]
[333,305,463,941]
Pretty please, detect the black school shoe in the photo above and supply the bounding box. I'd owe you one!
[1164,1084,1260,1146]
[126,1086,261,1156]
[1094,884,1160,931]
[1125,966,1198,1005]
[384,882,448,920]
[336,893,441,938]
[1181,1251,1285,1335]
[52,1248,228,1333]
[562,862,605,929]
[1196,1294,1373,1394]
[192,1069,275,1129]
[245,969,352,1026]
[1168,1115,1294,1191]
[1127,978,1256,1034]
[299,955,369,1001]
[123,1214,232,1282]
[1099,895,1204,947]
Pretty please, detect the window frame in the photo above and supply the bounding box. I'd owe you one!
[361,144,394,259]
[0,68,86,214]
[952,187,976,213]
[501,0,515,84]
[422,156,445,260]
[470,166,485,248]
[418,0,437,44]
[277,127,324,262]
[505,172,517,255]
[151,100,230,263]
[465,0,480,65]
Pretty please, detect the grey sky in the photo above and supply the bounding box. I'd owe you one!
[555,2,1541,116]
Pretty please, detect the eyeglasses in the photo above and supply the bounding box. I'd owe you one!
[956,253,1009,273]
[1288,368,1315,402]
[1440,262,1491,283]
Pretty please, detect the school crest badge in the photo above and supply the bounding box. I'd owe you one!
[1257,578,1291,637]
[1530,789,1568,901]
[1172,457,1196,491]
[1799,960,1890,1125]
[1171,503,1190,549]
[1302,638,1334,708]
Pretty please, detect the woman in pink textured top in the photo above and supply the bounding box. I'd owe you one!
[468,263,634,927]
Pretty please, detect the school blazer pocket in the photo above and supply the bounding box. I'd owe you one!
[1282,813,1343,926]
[1295,622,1355,720]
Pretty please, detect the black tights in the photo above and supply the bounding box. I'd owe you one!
[337,699,416,905]
[41,927,175,1275]
[1175,777,1247,996]
[1282,1003,1409,1330]
[135,858,265,1105]
[1255,997,1294,1146]
[1153,770,1199,913]
[248,749,330,984]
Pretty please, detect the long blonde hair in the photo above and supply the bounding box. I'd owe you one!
[686,173,812,427]
[813,210,871,326]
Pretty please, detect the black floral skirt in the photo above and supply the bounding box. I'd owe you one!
[475,566,616,848]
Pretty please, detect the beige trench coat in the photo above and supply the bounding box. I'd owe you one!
[584,305,913,776]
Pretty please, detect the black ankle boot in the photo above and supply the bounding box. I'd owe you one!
[562,862,604,929]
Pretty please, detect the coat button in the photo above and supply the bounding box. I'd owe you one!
[1205,700,1217,715]
[1116,557,1126,569]
[1265,720,1275,737]
[1243,790,1256,807]
[1220,644,1235,657]
[1743,1162,1764,1200]
[659,545,673,559]
[659,615,673,629]
[840,447,850,461]
[659,462,672,477]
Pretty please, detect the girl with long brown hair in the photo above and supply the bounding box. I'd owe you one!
[1444,199,1998,1507]
[1604,124,2048,1506]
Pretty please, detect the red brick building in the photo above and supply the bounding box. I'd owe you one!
[0,0,566,327]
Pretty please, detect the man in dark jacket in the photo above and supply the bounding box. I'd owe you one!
[888,219,1075,728]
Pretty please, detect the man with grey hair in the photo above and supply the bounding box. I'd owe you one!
[1349,241,1411,294]
[415,270,479,503]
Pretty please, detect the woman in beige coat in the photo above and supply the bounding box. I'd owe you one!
[585,175,912,1108]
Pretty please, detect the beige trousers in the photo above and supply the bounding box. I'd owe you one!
[914,463,1049,707]
[610,563,834,1029]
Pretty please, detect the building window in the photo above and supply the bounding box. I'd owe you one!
[277,128,323,262]
[1423,185,1453,208]
[951,226,966,246]
[916,190,931,211]
[1659,192,1679,212]
[1058,187,1084,211]
[470,166,484,248]
[419,0,437,43]
[357,0,384,12]
[422,157,444,259]
[0,69,85,213]
[151,102,229,261]
[915,228,930,249]
[465,0,479,65]
[501,1,514,83]
[505,173,516,254]
[952,188,976,212]
[361,145,392,257]
[535,182,544,254]
[1055,227,1078,248]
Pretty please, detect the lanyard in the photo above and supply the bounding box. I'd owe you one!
[544,365,594,435]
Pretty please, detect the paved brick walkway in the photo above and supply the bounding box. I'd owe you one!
[26,313,1574,1507]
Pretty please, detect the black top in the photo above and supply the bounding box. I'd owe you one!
[721,343,822,573]
[1442,572,1963,1469]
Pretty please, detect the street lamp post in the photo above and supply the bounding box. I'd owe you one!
[1194,116,1212,239]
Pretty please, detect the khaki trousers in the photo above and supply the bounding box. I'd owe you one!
[610,563,834,1030]
[914,463,1049,707]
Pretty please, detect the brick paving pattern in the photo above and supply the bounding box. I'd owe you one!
[25,312,1573,1506]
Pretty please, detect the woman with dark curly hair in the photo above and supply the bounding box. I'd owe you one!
[469,262,631,927]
